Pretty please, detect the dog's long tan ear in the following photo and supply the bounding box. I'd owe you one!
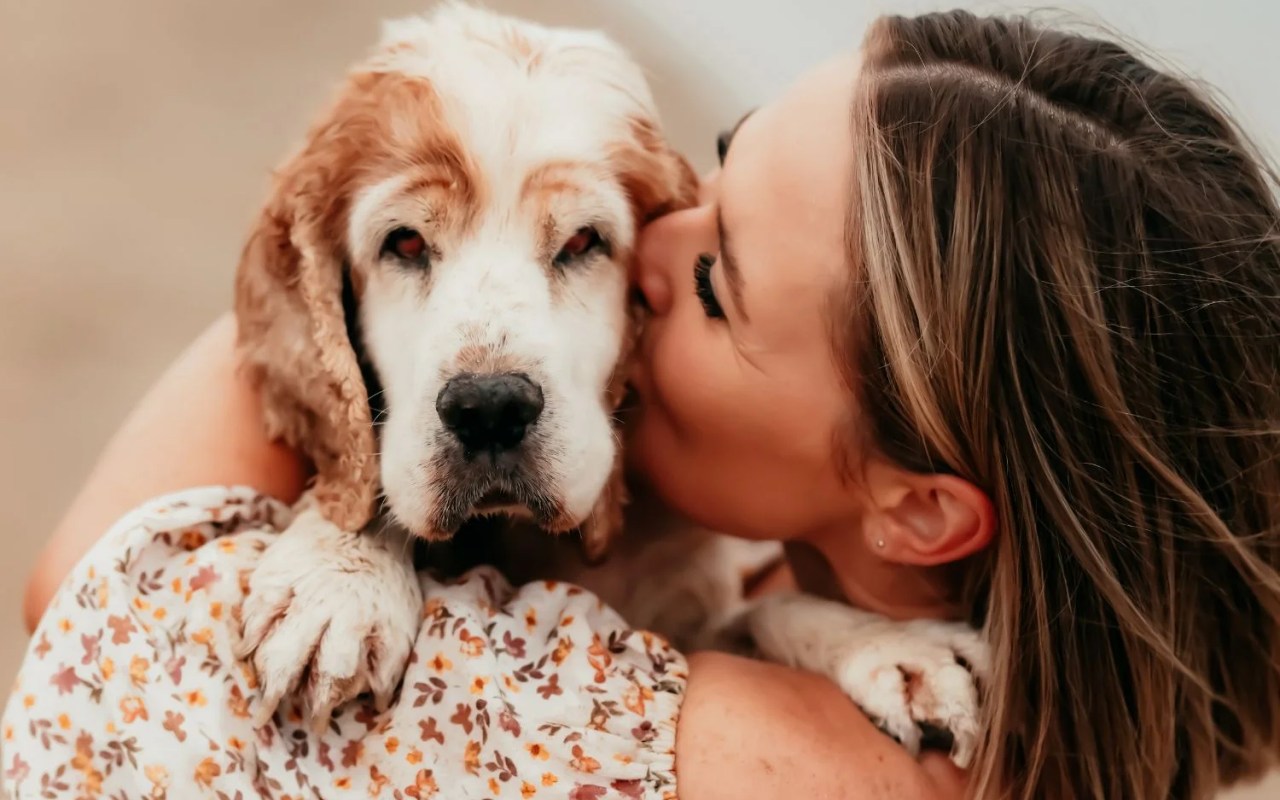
[577,120,700,563]
[234,102,378,532]
[612,118,700,230]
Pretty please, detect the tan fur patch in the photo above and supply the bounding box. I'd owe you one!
[503,26,540,62]
[452,338,529,377]
[608,117,699,229]
[461,17,545,70]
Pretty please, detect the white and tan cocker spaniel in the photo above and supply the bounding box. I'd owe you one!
[231,2,986,767]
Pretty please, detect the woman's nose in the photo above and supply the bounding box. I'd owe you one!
[634,202,718,318]
[635,223,674,316]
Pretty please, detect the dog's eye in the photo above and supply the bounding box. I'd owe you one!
[381,227,429,265]
[554,226,606,265]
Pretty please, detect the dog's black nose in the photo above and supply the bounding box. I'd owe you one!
[436,373,544,453]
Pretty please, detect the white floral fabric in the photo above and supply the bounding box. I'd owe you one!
[2,487,685,800]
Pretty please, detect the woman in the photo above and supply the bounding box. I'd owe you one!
[16,10,1280,800]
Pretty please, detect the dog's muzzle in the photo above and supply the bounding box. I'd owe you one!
[428,371,560,534]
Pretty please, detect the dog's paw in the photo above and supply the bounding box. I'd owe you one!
[828,618,986,767]
[746,593,988,768]
[233,506,421,731]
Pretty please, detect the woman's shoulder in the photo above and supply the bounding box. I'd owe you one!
[676,650,968,800]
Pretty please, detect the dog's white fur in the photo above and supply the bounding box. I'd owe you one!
[237,500,421,724]
[358,11,646,534]
[236,3,987,763]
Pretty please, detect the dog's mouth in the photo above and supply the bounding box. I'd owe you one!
[471,488,523,516]
[427,465,564,537]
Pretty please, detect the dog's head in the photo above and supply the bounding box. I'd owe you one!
[234,3,695,559]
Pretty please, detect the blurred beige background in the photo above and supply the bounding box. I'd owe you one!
[1,1,1276,796]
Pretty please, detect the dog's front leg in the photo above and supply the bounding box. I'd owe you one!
[744,592,989,767]
[234,497,421,730]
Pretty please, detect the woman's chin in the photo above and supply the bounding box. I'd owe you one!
[620,413,673,500]
[621,414,651,479]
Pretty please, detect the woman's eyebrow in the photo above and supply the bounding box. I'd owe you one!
[717,108,757,164]
[715,204,749,322]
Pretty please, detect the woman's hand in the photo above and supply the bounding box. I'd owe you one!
[23,313,308,632]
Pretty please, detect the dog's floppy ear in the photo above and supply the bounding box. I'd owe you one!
[233,84,380,532]
[577,121,699,563]
[612,117,700,231]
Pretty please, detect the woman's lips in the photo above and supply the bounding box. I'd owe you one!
[618,355,647,422]
[618,383,641,416]
[621,354,645,401]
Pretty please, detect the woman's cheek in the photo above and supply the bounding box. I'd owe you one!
[657,321,710,406]
[667,343,730,441]
[648,334,687,427]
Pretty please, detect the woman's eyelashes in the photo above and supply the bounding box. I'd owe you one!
[716,130,733,165]
[716,109,755,165]
[693,253,725,319]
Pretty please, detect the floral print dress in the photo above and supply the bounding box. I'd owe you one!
[2,487,685,800]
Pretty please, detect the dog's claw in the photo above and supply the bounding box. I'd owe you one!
[236,504,421,730]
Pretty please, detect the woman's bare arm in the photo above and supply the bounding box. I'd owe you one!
[23,313,308,632]
[677,651,967,800]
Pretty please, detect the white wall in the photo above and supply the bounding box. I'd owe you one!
[605,0,1280,169]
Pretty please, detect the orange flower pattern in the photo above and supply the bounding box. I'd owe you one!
[2,487,685,799]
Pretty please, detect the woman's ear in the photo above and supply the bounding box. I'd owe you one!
[862,468,995,566]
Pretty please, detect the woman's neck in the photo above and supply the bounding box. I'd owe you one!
[787,534,964,622]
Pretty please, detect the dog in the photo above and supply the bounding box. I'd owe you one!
[232,2,986,766]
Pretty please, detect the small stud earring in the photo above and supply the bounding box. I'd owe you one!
[875,538,886,549]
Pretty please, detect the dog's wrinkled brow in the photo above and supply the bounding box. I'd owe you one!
[520,160,596,257]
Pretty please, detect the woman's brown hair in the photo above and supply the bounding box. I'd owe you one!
[841,10,1280,799]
